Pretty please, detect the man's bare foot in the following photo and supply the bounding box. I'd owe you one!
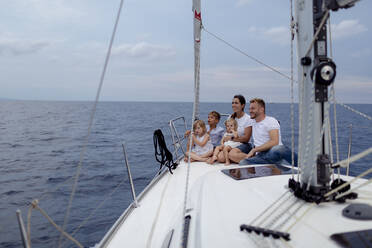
[225,161,231,166]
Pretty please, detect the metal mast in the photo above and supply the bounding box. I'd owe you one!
[293,0,358,200]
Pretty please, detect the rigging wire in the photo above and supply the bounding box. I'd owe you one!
[290,0,296,179]
[58,1,125,247]
[328,14,341,180]
[60,179,127,247]
[202,27,294,82]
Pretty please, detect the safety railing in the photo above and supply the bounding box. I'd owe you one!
[169,116,188,161]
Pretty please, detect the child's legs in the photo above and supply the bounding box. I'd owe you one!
[223,146,232,164]
[190,152,209,162]
[200,149,213,158]
[213,146,222,157]
[217,150,226,163]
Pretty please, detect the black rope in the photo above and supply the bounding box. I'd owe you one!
[153,129,178,174]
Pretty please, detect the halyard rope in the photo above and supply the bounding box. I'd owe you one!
[58,1,125,247]
[27,200,84,248]
[290,0,296,178]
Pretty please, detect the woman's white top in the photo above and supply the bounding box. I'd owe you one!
[233,113,254,137]
[191,134,213,155]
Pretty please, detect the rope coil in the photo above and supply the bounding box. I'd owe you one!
[153,129,178,174]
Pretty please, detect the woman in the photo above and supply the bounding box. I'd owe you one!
[217,95,254,163]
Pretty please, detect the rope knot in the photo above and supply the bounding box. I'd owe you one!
[31,199,39,209]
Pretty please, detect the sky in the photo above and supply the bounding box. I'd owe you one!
[0,0,371,103]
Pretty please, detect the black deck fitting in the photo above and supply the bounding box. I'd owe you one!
[240,224,291,241]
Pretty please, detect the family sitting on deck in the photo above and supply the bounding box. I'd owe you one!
[184,95,297,166]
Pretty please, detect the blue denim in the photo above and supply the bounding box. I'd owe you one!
[236,142,253,154]
[239,145,298,166]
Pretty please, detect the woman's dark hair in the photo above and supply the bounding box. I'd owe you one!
[231,94,246,119]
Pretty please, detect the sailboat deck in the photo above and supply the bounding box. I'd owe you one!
[99,161,372,247]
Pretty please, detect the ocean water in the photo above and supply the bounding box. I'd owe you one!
[0,101,371,248]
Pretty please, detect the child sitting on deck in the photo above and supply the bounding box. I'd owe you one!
[184,111,224,148]
[207,118,241,165]
[184,120,214,162]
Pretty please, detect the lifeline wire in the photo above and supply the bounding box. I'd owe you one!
[58,1,125,247]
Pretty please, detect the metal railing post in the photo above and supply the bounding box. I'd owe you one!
[16,209,31,248]
[122,142,139,208]
[346,124,353,176]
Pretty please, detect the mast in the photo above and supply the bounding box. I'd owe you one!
[192,0,202,120]
[294,0,359,199]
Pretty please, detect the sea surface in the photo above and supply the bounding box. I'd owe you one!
[0,101,371,248]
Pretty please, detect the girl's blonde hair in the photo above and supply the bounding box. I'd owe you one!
[193,120,207,135]
[225,118,238,131]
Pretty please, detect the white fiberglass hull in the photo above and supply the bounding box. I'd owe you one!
[98,161,372,248]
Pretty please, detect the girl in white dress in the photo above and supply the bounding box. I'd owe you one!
[184,120,214,162]
[207,118,241,165]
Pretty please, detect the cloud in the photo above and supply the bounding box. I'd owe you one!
[13,0,85,21]
[262,26,290,45]
[112,42,176,60]
[350,48,371,58]
[235,0,254,7]
[331,19,367,40]
[0,37,50,56]
[248,26,290,45]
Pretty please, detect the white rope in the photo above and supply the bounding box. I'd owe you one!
[290,0,295,178]
[325,166,372,198]
[27,200,84,248]
[305,94,332,189]
[274,201,306,231]
[180,5,203,245]
[297,72,306,181]
[335,177,372,200]
[332,147,372,169]
[338,102,372,121]
[147,173,172,248]
[263,198,299,228]
[327,116,335,181]
[249,191,291,225]
[58,1,125,247]
[304,10,329,57]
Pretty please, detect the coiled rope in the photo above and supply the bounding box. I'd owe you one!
[153,129,178,174]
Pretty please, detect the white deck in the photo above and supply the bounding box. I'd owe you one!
[98,161,372,248]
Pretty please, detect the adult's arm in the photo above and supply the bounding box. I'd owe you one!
[246,129,279,158]
[233,126,252,143]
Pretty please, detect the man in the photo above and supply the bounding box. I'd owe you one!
[239,98,297,166]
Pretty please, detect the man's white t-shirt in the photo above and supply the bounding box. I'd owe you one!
[252,116,283,147]
[235,113,255,137]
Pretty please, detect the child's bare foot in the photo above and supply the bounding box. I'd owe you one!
[225,161,231,166]
[207,155,217,164]
[184,157,188,162]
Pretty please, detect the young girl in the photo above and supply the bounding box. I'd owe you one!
[207,118,241,165]
[184,120,214,162]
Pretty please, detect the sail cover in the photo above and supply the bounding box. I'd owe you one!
[192,0,202,120]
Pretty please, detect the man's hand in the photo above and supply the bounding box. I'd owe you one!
[246,148,256,159]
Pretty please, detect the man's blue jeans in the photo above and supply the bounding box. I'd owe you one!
[239,145,298,166]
